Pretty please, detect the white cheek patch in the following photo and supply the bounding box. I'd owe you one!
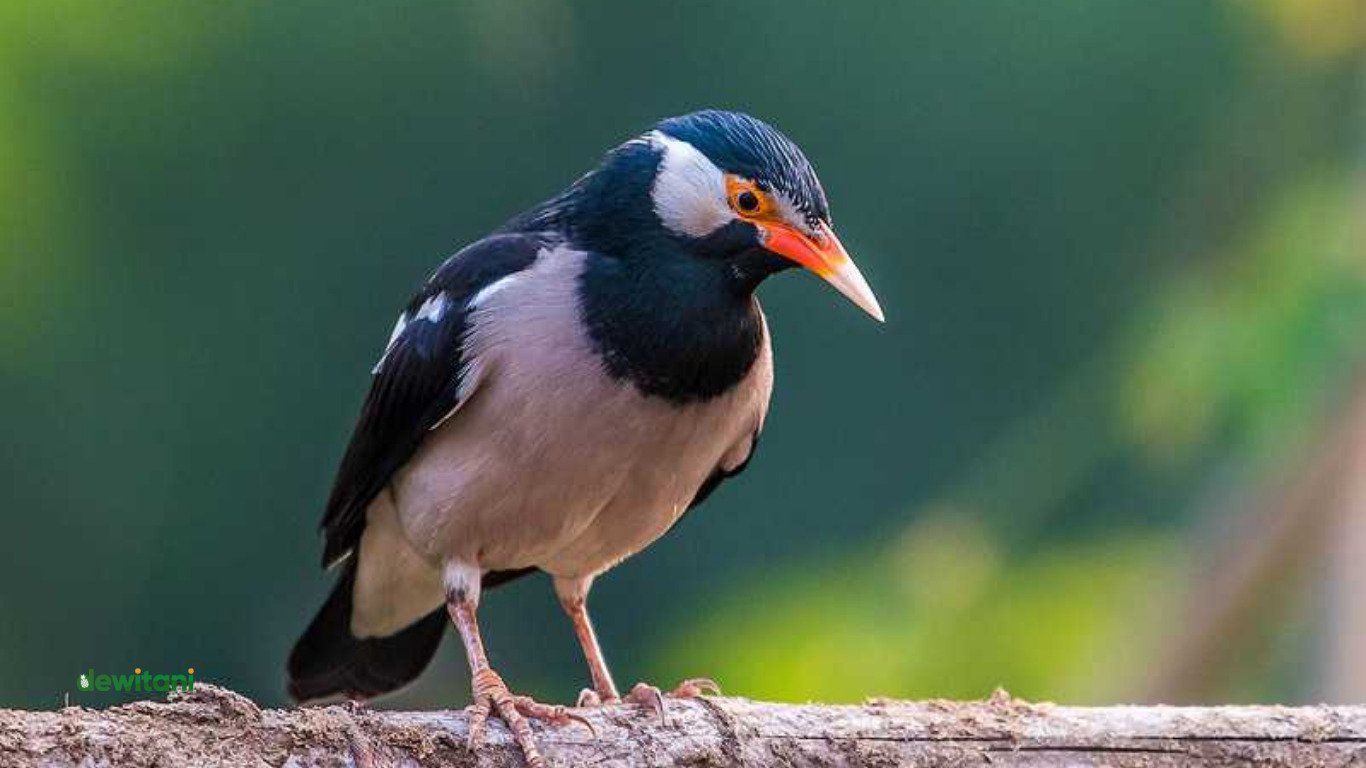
[649,131,734,238]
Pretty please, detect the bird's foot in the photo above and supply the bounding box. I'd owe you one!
[576,678,720,724]
[467,669,593,768]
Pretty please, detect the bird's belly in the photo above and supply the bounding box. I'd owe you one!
[533,408,731,578]
[391,373,754,580]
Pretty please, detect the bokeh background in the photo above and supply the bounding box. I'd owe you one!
[3,1,1365,710]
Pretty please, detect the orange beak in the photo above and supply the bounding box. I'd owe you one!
[757,221,884,322]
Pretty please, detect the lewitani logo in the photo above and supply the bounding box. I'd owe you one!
[78,667,195,694]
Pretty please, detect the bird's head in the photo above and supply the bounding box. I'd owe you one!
[561,110,884,322]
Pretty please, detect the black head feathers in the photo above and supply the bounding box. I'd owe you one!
[656,110,830,228]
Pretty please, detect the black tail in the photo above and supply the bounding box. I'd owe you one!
[286,562,447,703]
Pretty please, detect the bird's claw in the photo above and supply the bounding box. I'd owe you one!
[573,678,721,726]
[622,678,722,725]
[626,682,667,723]
[466,669,594,768]
[672,677,722,698]
[576,688,610,708]
[511,696,596,738]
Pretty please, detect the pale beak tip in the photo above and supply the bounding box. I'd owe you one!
[854,292,885,323]
[829,259,886,323]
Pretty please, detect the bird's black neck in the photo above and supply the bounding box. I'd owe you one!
[507,138,787,404]
[578,247,765,404]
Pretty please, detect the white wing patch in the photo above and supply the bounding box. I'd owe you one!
[413,292,450,323]
[385,312,409,348]
[372,292,452,374]
[373,312,410,374]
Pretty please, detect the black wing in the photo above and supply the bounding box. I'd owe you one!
[318,232,548,567]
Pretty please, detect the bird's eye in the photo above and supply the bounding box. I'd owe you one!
[726,176,771,218]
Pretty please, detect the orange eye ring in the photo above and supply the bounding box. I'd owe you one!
[725,175,775,219]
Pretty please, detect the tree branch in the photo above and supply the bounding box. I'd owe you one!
[3,685,1364,767]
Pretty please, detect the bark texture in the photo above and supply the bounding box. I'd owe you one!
[2,685,1364,767]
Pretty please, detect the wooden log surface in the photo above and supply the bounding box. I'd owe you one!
[2,685,1364,767]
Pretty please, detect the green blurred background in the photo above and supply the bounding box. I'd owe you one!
[3,1,1365,710]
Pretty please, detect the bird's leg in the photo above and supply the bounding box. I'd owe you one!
[556,578,620,706]
[555,576,718,722]
[447,568,591,768]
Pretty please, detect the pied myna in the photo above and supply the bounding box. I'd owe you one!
[288,110,883,766]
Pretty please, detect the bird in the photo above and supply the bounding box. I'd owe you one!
[286,109,883,766]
